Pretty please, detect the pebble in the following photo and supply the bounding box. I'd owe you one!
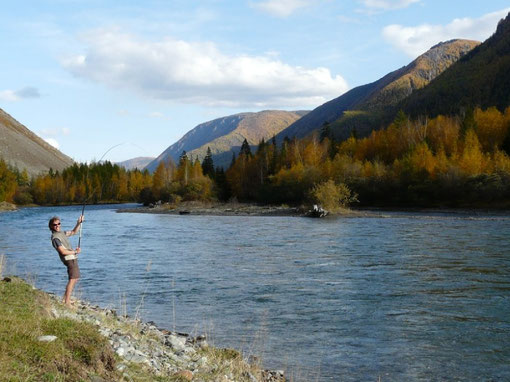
[37,335,57,342]
[48,296,286,382]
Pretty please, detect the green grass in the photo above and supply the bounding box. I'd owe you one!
[0,278,117,381]
[0,277,270,382]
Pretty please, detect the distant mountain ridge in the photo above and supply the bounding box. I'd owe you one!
[0,108,73,176]
[402,12,510,116]
[117,157,155,170]
[276,39,480,141]
[146,110,307,171]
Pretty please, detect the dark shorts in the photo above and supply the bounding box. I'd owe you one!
[63,259,80,280]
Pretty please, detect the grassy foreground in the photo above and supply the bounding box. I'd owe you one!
[0,277,116,381]
[0,277,273,382]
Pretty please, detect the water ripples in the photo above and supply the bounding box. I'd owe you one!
[1,204,510,381]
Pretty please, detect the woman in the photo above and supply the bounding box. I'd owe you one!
[49,215,84,306]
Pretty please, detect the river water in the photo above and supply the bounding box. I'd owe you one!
[1,204,509,381]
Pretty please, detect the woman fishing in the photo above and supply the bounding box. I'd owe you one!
[49,214,84,306]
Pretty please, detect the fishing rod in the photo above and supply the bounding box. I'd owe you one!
[77,142,126,249]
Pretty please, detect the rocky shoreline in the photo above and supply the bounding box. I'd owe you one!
[117,201,306,217]
[46,293,285,381]
[0,201,17,211]
[117,201,366,218]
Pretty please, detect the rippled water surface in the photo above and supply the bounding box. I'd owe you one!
[1,204,510,381]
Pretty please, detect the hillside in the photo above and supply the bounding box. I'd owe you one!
[146,110,307,171]
[403,12,510,116]
[117,156,155,170]
[0,108,73,176]
[277,39,479,141]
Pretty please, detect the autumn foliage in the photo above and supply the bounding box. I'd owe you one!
[225,107,510,207]
[1,106,510,208]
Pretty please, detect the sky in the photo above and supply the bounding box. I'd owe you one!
[1,0,509,163]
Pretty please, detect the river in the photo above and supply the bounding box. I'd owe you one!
[1,204,509,381]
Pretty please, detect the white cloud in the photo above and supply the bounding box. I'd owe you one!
[359,0,420,11]
[0,90,19,102]
[383,8,510,57]
[39,127,70,136]
[0,87,41,102]
[251,0,312,17]
[63,29,348,108]
[44,138,60,149]
[148,112,165,118]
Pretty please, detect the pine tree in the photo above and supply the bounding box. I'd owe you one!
[320,121,332,142]
[229,152,236,169]
[240,138,252,157]
[460,107,477,137]
[202,147,215,179]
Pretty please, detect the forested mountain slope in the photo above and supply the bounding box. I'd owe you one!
[403,12,510,116]
[146,110,307,171]
[277,39,479,141]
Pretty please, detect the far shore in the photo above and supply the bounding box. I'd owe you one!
[116,201,510,218]
[117,201,310,217]
[116,201,365,217]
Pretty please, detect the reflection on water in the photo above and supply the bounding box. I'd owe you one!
[1,204,510,381]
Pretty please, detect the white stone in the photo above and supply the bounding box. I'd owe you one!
[38,335,57,343]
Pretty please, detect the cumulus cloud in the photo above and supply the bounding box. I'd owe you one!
[44,138,60,149]
[383,8,510,57]
[251,0,312,17]
[62,29,348,108]
[39,127,70,136]
[359,0,420,11]
[0,87,41,102]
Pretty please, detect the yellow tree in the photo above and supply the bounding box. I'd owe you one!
[459,129,485,175]
[474,107,507,152]
[408,142,436,177]
[0,159,17,202]
[152,161,166,200]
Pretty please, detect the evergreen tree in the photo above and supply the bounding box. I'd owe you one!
[201,147,215,179]
[502,129,510,156]
[320,121,332,142]
[393,110,408,129]
[461,107,477,137]
[214,166,230,201]
[240,138,252,157]
[229,152,236,169]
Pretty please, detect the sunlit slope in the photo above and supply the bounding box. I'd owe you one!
[0,108,73,176]
[277,39,479,141]
[146,110,307,171]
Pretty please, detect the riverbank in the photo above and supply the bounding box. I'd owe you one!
[0,276,284,381]
[0,201,17,211]
[117,200,364,218]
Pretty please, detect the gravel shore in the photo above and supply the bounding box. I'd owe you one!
[46,293,285,381]
[117,201,306,217]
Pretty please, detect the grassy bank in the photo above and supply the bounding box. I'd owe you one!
[0,277,116,381]
[0,276,279,382]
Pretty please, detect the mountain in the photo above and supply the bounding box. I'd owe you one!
[276,39,480,141]
[0,108,73,176]
[146,110,307,171]
[117,157,155,170]
[403,12,510,117]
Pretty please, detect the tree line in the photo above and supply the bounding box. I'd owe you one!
[1,106,510,208]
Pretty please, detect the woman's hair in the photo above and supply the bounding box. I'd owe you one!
[49,216,60,231]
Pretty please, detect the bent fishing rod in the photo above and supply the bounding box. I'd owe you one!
[78,142,126,249]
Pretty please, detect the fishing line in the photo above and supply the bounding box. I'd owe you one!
[77,141,152,248]
[78,142,126,249]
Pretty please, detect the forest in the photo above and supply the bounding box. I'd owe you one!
[1,106,510,209]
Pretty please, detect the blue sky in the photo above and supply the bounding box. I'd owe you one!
[1,0,509,163]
